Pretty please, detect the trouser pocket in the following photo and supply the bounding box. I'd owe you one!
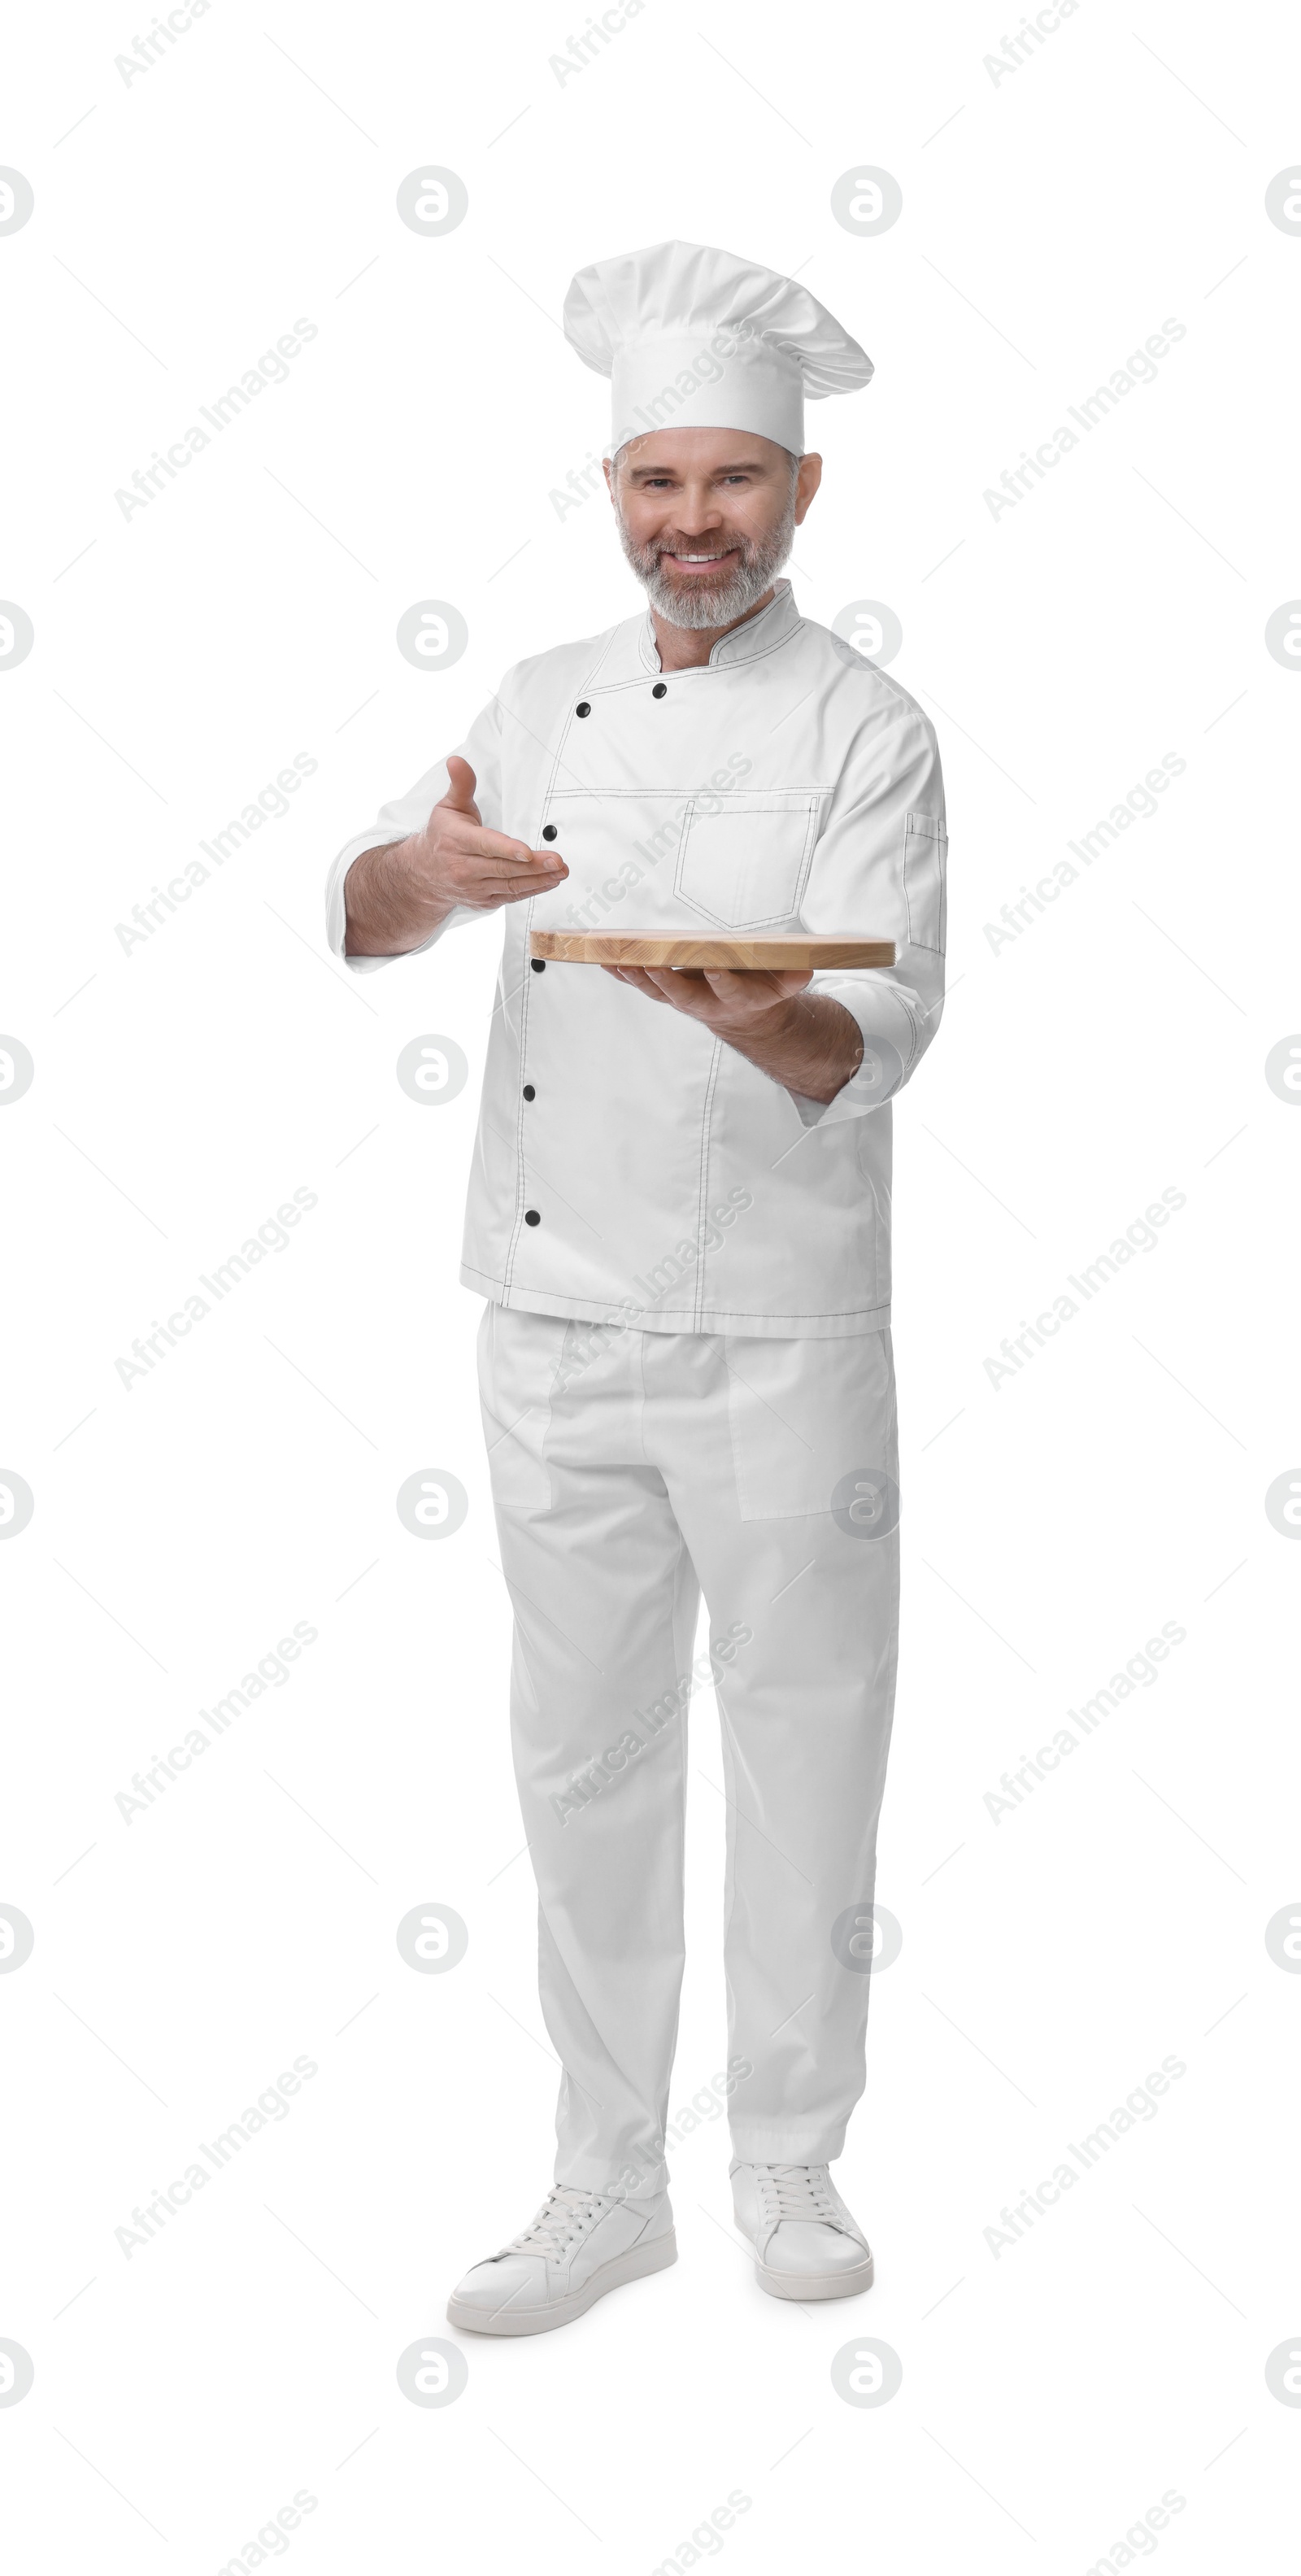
[724,1330,898,1522]
[476,1302,572,1510]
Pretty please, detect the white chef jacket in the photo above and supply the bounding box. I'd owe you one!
[324,579,946,1340]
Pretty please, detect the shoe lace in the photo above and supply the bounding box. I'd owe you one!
[757,2164,839,2225]
[503,2185,606,2260]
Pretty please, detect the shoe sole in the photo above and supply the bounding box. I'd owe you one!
[446,2229,677,2337]
[755,2248,875,2302]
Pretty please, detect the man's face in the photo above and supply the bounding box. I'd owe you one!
[606,429,821,630]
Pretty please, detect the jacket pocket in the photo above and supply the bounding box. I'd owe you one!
[675,790,822,930]
[902,812,947,953]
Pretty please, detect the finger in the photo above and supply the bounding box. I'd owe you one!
[453,850,567,891]
[464,860,567,903]
[440,754,480,813]
[606,965,672,1000]
[437,814,542,861]
[496,868,568,904]
[637,969,719,1013]
[699,967,811,1004]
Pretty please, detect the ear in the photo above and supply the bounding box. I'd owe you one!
[794,452,823,524]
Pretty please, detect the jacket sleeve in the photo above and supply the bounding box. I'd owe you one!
[323,691,505,973]
[789,687,946,1127]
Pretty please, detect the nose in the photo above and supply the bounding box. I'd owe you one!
[669,486,724,534]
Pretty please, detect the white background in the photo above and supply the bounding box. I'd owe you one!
[2,0,1299,2568]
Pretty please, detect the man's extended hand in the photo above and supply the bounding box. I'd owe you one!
[601,963,864,1108]
[344,756,568,957]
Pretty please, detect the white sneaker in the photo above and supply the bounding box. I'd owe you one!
[446,2182,677,2336]
[730,2160,873,2301]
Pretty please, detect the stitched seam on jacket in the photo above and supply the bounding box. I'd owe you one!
[542,784,833,800]
[499,937,533,1298]
[532,627,624,815]
[626,618,807,684]
[460,1268,891,1326]
[903,813,947,954]
[693,1042,724,1331]
[502,637,624,1292]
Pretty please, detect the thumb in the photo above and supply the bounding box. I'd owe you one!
[441,754,479,813]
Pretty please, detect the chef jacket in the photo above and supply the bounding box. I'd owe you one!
[324,578,946,1340]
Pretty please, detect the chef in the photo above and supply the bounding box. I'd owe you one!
[324,242,947,2335]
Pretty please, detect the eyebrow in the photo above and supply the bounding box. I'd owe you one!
[623,459,774,480]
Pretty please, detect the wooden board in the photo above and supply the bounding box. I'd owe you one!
[529,931,896,970]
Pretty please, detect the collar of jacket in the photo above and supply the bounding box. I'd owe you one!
[636,575,803,675]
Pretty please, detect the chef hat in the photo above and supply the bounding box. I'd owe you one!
[563,239,873,460]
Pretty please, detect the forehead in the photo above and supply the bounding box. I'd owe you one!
[616,426,790,477]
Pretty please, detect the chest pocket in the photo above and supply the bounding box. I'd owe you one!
[674,789,822,930]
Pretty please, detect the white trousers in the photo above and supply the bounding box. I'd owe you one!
[476,1301,902,2196]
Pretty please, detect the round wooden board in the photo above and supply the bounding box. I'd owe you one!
[529,931,895,970]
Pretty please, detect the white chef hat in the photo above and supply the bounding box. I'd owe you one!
[563,239,873,460]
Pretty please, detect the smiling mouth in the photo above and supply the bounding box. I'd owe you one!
[661,547,738,570]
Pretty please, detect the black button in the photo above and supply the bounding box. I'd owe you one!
[542,825,558,841]
[652,682,667,698]
[522,1083,535,1101]
[531,957,546,973]
[575,701,590,717]
[524,1208,541,1226]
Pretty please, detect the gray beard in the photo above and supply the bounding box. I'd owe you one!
[614,492,797,631]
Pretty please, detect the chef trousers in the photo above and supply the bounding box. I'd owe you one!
[476,1300,901,2196]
